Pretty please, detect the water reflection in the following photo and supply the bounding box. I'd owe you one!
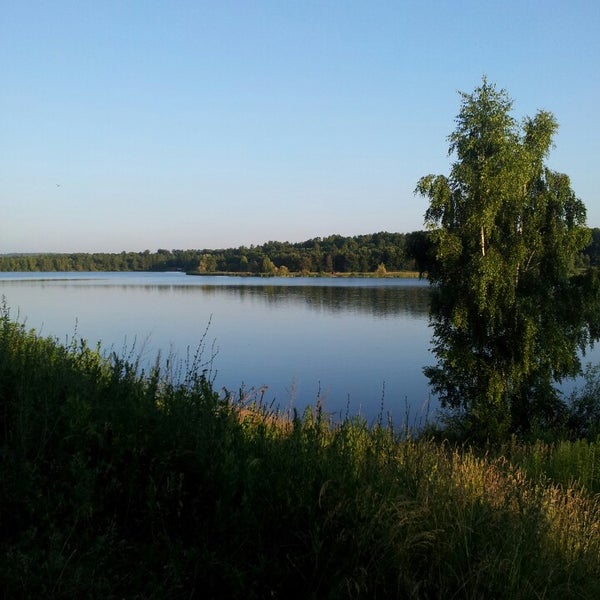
[198,284,430,318]
[0,275,431,318]
[0,279,429,318]
[0,273,435,421]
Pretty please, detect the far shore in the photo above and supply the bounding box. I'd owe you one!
[186,270,423,279]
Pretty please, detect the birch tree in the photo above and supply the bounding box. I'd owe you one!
[415,78,599,437]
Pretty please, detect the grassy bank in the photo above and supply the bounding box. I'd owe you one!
[1,307,600,598]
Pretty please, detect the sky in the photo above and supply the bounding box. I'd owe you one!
[2,1,599,253]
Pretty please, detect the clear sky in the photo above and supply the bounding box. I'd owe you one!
[2,1,599,253]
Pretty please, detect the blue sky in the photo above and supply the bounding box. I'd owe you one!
[2,1,599,253]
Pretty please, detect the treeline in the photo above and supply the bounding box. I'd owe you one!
[0,231,427,274]
[1,228,599,274]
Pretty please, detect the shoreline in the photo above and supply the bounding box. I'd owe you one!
[185,270,423,279]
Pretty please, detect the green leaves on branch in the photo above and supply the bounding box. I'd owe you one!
[416,77,599,439]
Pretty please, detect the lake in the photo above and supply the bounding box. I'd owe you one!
[0,272,435,424]
[1,272,596,425]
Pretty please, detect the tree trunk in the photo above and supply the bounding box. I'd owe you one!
[480,225,486,256]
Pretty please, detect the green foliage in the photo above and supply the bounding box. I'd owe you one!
[416,78,600,437]
[2,309,600,597]
[8,228,599,277]
[585,228,600,266]
[508,436,600,495]
[0,231,422,275]
[260,256,277,274]
[3,230,600,276]
[566,364,600,439]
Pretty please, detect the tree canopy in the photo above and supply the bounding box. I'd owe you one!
[0,232,420,275]
[416,78,600,438]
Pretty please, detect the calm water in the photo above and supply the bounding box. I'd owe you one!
[0,272,434,423]
[1,272,596,424]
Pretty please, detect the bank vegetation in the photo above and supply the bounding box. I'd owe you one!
[2,306,600,598]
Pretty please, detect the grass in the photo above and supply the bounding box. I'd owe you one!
[1,305,600,598]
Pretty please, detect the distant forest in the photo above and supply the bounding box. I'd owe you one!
[2,228,600,275]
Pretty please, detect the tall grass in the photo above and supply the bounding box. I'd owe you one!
[1,305,600,598]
